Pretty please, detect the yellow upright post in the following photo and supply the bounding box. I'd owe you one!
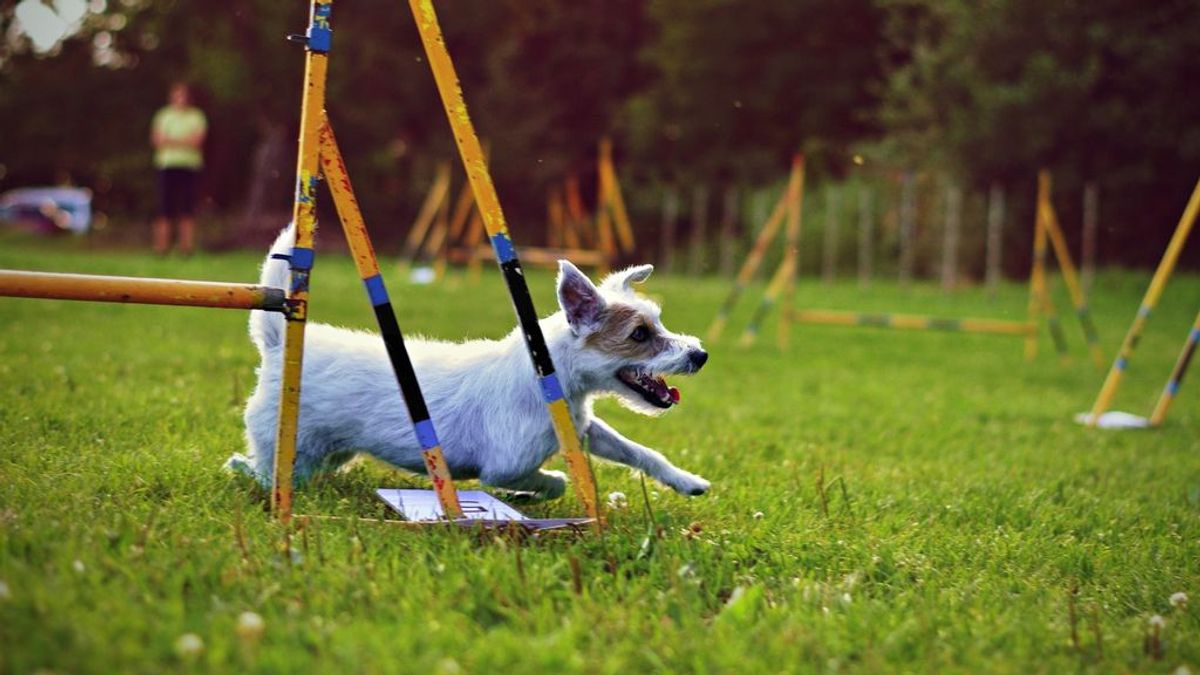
[1038,171,1104,368]
[1087,177,1200,423]
[705,189,789,341]
[1148,309,1200,426]
[409,0,600,524]
[778,154,806,349]
[599,137,636,253]
[273,0,332,521]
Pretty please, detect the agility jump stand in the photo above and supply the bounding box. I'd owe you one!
[270,0,601,528]
[705,153,804,348]
[1078,176,1200,429]
[707,157,1037,347]
[1024,170,1104,368]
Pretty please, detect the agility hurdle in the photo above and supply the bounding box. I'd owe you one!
[1025,170,1104,368]
[1080,176,1200,428]
[789,309,1035,337]
[0,270,285,311]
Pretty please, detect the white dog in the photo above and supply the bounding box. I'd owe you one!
[227,225,710,499]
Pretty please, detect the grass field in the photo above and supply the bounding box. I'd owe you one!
[1,232,1198,673]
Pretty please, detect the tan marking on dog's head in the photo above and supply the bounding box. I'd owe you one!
[584,304,666,359]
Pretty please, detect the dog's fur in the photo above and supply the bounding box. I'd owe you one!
[226,225,710,499]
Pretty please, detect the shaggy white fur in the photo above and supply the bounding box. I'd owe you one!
[227,225,710,499]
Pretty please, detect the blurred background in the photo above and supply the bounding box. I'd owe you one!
[1,0,1198,275]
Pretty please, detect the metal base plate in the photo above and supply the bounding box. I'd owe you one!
[1073,411,1152,429]
[376,489,593,531]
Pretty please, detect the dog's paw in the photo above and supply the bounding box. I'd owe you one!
[669,471,710,497]
[535,470,568,500]
[224,453,255,478]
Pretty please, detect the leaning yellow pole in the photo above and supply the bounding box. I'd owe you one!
[778,154,806,349]
[318,121,463,519]
[599,137,636,253]
[1088,177,1200,424]
[1038,171,1104,368]
[1027,176,1069,362]
[739,254,795,347]
[705,188,789,341]
[0,270,285,311]
[1148,309,1200,426]
[409,0,599,525]
[272,0,331,521]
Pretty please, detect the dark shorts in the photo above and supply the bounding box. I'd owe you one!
[157,168,199,218]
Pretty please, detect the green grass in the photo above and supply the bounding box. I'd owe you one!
[1,232,1198,673]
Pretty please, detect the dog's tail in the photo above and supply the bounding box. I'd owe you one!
[249,224,295,353]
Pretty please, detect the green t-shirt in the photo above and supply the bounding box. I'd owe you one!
[152,105,207,170]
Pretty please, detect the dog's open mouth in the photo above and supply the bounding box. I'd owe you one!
[617,367,680,409]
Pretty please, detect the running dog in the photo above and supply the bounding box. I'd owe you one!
[227,225,710,499]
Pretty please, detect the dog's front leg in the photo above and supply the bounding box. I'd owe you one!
[586,418,709,496]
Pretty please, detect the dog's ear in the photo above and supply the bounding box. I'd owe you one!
[601,264,654,293]
[557,260,605,334]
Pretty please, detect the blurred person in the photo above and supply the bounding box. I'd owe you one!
[150,81,206,255]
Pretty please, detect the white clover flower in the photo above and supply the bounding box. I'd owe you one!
[0,580,9,600]
[1170,592,1188,608]
[606,491,628,510]
[174,633,204,659]
[236,611,265,641]
[72,560,85,574]
[1149,614,1167,629]
[752,511,765,520]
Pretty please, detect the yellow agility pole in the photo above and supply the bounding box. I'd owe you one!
[705,186,789,341]
[739,254,795,347]
[599,137,636,254]
[1148,309,1200,426]
[272,0,331,521]
[790,309,1035,337]
[1086,177,1200,424]
[409,0,600,524]
[1038,170,1104,368]
[0,270,285,311]
[401,161,451,265]
[1026,180,1069,363]
[318,121,463,519]
[778,154,806,349]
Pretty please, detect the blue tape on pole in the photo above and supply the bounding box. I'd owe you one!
[291,247,315,270]
[1116,357,1128,371]
[1167,380,1181,395]
[363,274,388,307]
[308,3,332,52]
[490,233,517,264]
[1137,305,1152,319]
[414,419,439,450]
[540,373,565,403]
[1190,328,1200,342]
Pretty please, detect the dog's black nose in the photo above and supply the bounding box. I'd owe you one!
[689,349,708,370]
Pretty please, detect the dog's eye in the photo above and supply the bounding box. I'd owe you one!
[630,326,650,342]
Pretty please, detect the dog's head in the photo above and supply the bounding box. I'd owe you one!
[556,261,707,414]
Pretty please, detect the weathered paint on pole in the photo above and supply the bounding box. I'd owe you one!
[318,121,463,519]
[409,0,600,524]
[273,0,332,521]
[1087,177,1200,424]
[0,270,285,311]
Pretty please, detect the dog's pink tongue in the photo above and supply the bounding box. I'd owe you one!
[668,386,681,404]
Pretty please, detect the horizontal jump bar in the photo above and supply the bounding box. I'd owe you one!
[791,308,1035,336]
[0,269,287,312]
